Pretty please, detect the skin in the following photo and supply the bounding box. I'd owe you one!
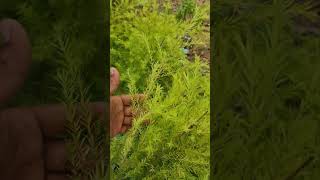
[110,68,144,137]
[0,18,136,180]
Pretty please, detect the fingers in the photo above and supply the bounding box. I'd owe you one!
[31,102,106,138]
[47,174,69,180]
[88,102,106,121]
[45,141,67,172]
[120,95,132,106]
[31,104,66,138]
[123,116,132,125]
[120,94,145,129]
[14,159,44,180]
[29,95,142,139]
[110,67,120,95]
[31,102,106,176]
[124,107,132,116]
[120,94,145,106]
[120,125,131,134]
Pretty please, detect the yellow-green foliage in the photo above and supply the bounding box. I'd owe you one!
[111,0,210,179]
[111,0,208,93]
[112,60,210,179]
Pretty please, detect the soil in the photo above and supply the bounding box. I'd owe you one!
[187,1,210,63]
[159,0,210,63]
[187,16,210,63]
[187,45,210,62]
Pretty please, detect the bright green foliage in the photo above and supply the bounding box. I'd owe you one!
[111,0,210,179]
[213,0,320,179]
[112,59,210,179]
[111,0,208,94]
[177,0,196,20]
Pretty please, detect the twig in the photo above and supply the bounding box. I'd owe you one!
[284,156,314,180]
[188,110,209,129]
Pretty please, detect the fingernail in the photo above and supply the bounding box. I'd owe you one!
[0,25,11,46]
[110,67,115,76]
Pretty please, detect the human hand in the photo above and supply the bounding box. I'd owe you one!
[0,18,107,180]
[110,67,142,137]
[0,103,105,180]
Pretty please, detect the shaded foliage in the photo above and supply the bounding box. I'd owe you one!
[1,1,108,179]
[212,0,320,179]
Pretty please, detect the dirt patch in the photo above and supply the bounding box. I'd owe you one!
[159,0,210,63]
[187,1,210,63]
[188,45,210,62]
[170,0,209,12]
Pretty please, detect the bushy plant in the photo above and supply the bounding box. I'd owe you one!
[1,0,107,106]
[111,59,210,179]
[1,1,108,179]
[176,0,196,20]
[111,0,208,94]
[213,0,320,179]
[111,0,210,179]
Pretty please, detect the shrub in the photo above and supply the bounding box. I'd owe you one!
[111,0,210,179]
[1,1,108,179]
[1,0,107,106]
[212,0,320,179]
[177,0,196,20]
[110,0,208,94]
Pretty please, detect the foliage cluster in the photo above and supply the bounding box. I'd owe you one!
[1,0,107,106]
[1,1,108,179]
[110,0,210,179]
[176,0,196,20]
[213,0,320,179]
[110,0,209,93]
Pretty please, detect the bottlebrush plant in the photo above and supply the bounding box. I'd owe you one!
[110,0,209,94]
[0,0,107,106]
[1,0,108,179]
[213,0,320,179]
[111,59,210,179]
[176,0,196,20]
[110,0,210,179]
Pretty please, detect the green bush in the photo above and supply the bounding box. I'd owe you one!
[213,0,320,179]
[111,0,210,179]
[1,1,108,179]
[1,0,107,106]
[177,0,196,20]
[111,0,208,93]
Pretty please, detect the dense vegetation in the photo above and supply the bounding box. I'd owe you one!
[1,0,107,105]
[1,1,108,179]
[213,0,320,179]
[110,0,210,179]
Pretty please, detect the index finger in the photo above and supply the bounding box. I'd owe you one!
[31,102,106,138]
[120,94,145,106]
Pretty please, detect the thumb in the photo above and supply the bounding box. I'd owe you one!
[0,18,31,106]
[110,67,120,95]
